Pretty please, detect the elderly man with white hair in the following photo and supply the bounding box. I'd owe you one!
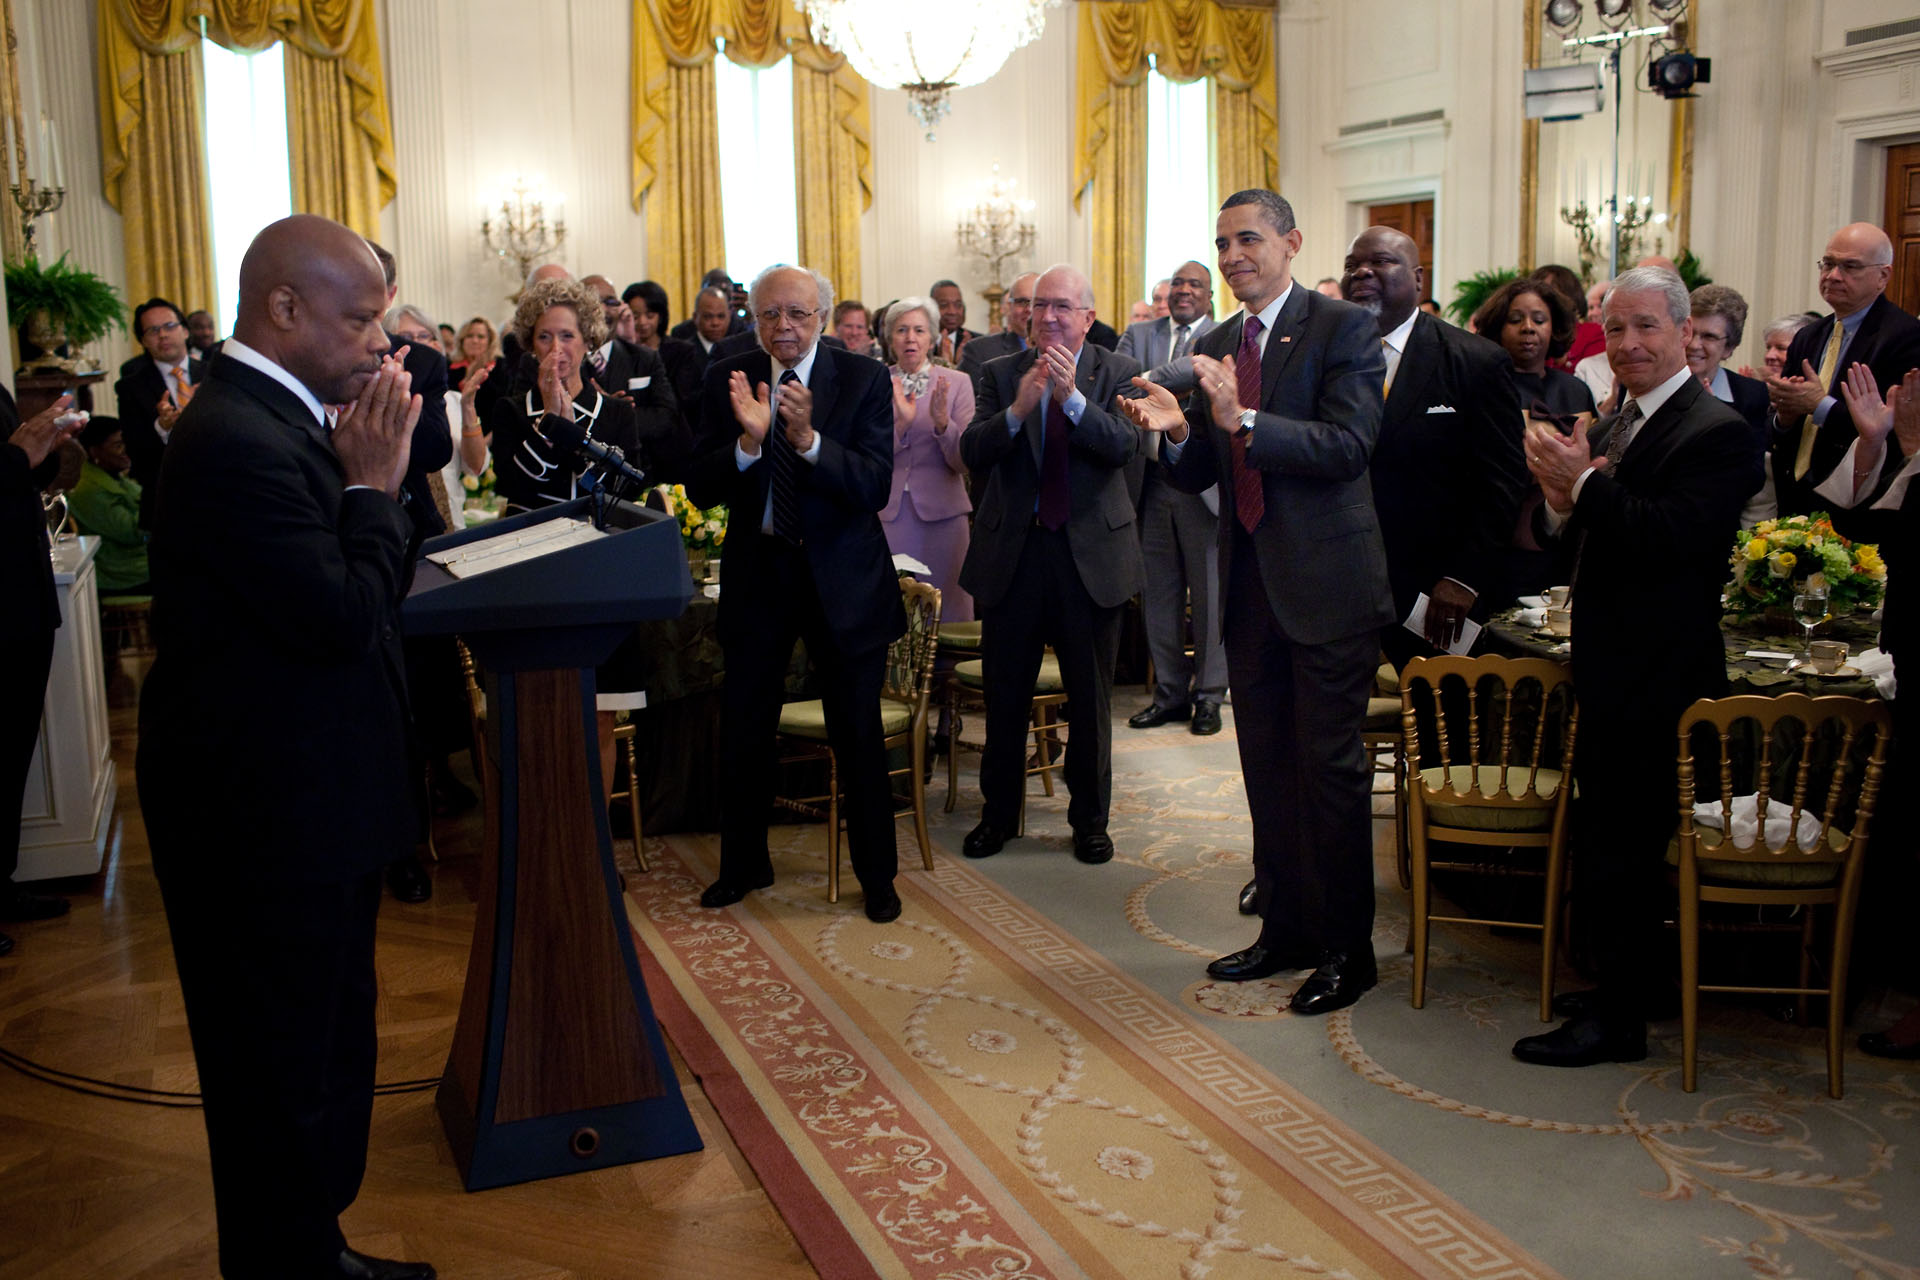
[1514,265,1763,1069]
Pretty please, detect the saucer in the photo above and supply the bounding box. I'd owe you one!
[1788,661,1861,678]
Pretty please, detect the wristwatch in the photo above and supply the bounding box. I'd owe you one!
[1236,408,1257,435]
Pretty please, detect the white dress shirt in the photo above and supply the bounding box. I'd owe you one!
[1543,362,1694,533]
[734,341,825,533]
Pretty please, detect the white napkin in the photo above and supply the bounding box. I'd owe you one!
[1515,595,1548,609]
[1512,607,1547,629]
[1692,795,1825,852]
[1855,646,1897,701]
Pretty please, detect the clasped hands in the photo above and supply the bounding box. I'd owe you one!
[892,375,951,435]
[1765,357,1832,419]
[1114,353,1250,441]
[729,369,814,456]
[1008,345,1084,422]
[333,348,423,498]
[1524,418,1606,517]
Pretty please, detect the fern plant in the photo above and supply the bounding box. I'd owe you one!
[1674,248,1711,291]
[1445,268,1521,327]
[4,252,126,346]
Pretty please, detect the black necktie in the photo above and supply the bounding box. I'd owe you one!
[769,370,802,543]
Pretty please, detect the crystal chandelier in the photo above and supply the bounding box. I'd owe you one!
[803,0,1060,140]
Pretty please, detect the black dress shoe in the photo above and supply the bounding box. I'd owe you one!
[1073,830,1115,864]
[1127,702,1190,729]
[864,884,902,923]
[1289,951,1378,1016]
[1190,704,1223,736]
[1858,1030,1920,1060]
[963,821,1010,859]
[333,1247,436,1279]
[1512,1015,1648,1067]
[1237,879,1258,916]
[699,869,776,908]
[1206,943,1314,982]
[1551,986,1680,1023]
[385,855,432,904]
[0,888,70,922]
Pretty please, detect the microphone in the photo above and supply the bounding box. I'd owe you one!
[544,417,649,493]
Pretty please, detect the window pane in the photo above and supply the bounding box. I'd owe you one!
[1143,65,1214,312]
[203,41,293,338]
[714,53,799,287]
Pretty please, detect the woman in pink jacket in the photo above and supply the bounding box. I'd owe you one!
[881,297,975,622]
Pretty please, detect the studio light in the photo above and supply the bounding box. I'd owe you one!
[1544,0,1581,30]
[1649,51,1711,98]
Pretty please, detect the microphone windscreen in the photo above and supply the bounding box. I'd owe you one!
[544,416,587,453]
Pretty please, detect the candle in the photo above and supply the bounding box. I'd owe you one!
[47,116,63,189]
[4,116,15,187]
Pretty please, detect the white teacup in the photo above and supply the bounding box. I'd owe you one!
[1545,606,1573,637]
[1809,639,1848,674]
[1546,585,1572,609]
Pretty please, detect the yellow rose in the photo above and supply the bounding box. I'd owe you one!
[1745,538,1768,560]
[1756,520,1777,535]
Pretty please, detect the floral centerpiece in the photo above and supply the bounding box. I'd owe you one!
[668,483,726,557]
[1726,513,1885,618]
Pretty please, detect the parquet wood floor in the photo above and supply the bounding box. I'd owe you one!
[0,672,817,1280]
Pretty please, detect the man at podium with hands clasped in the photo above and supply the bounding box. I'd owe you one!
[683,264,908,923]
[136,215,437,1279]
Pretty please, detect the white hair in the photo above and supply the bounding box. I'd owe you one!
[885,295,938,337]
[1602,266,1690,326]
[1035,263,1095,309]
[385,303,435,334]
[747,264,835,320]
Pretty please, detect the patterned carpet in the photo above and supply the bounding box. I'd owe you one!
[627,707,1920,1280]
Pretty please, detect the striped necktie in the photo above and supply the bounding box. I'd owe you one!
[768,370,803,543]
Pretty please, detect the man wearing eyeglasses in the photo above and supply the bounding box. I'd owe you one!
[683,264,907,924]
[958,264,1142,867]
[1767,222,1920,538]
[115,297,202,529]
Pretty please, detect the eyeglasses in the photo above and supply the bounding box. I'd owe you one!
[1817,257,1883,275]
[757,306,820,326]
[599,297,621,309]
[1030,300,1089,316]
[141,319,183,338]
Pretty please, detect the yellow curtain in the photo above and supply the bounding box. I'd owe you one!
[1075,0,1278,322]
[632,0,871,316]
[96,0,396,320]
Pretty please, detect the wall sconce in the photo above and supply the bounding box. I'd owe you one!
[481,175,566,283]
[7,113,66,259]
[954,166,1035,333]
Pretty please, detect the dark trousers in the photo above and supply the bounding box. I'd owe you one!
[151,854,382,1279]
[1140,477,1225,710]
[2,624,55,884]
[718,545,894,892]
[1224,534,1377,955]
[978,526,1123,835]
[1569,701,1691,1027]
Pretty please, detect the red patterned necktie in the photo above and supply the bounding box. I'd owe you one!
[1230,316,1265,533]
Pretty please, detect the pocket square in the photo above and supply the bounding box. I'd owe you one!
[1425,404,1456,414]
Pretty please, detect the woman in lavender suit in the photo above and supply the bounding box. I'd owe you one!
[881,297,975,622]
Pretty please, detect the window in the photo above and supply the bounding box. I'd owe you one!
[202,40,293,337]
[714,52,799,287]
[1142,64,1214,310]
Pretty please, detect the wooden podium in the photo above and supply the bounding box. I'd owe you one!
[405,497,702,1190]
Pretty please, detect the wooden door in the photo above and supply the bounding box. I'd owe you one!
[1368,199,1436,298]
[1886,143,1920,317]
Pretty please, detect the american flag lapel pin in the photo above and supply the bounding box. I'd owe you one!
[1280,336,1291,343]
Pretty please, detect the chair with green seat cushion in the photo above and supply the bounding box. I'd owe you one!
[1400,655,1579,1021]
[773,580,942,902]
[937,620,982,653]
[942,654,1067,826]
[1672,693,1893,1099]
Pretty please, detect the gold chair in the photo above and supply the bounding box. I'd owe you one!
[1367,660,1411,890]
[1400,655,1578,1020]
[774,580,942,902]
[1672,693,1893,1099]
[457,638,647,871]
[942,652,1067,831]
[98,594,155,658]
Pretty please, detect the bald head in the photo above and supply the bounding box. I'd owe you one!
[1635,255,1679,276]
[526,262,571,290]
[1820,222,1895,317]
[234,214,393,404]
[1341,225,1423,333]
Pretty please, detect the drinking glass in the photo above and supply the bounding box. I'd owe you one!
[1792,590,1829,666]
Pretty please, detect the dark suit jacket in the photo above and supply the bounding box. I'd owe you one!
[958,343,1143,611]
[1544,376,1761,713]
[1166,288,1395,647]
[390,334,453,537]
[137,356,415,882]
[958,331,1024,388]
[683,343,904,655]
[669,313,751,343]
[0,386,60,640]
[590,338,691,480]
[114,353,204,528]
[1771,294,1920,535]
[1087,320,1119,352]
[1370,314,1527,620]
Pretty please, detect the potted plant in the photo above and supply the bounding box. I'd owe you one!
[4,252,125,375]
